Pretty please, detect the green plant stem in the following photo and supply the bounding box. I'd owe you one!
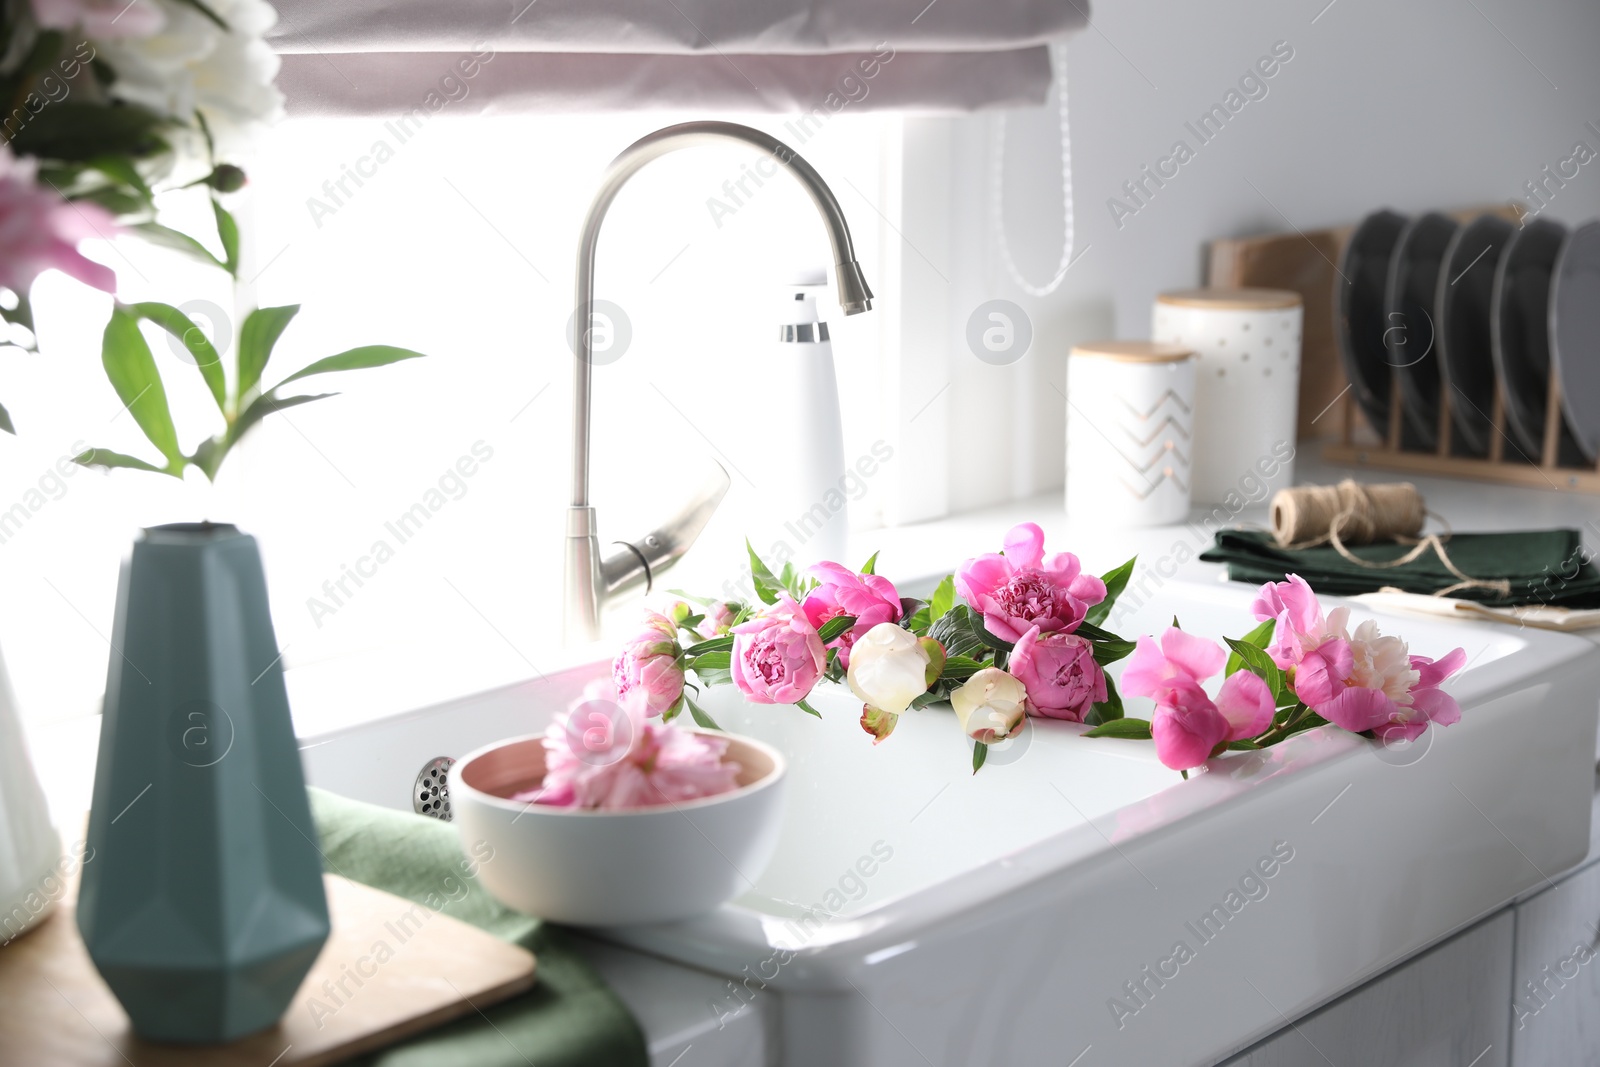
[1253,704,1313,748]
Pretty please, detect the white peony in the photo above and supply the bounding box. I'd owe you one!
[94,0,284,156]
[950,668,1027,743]
[846,623,931,716]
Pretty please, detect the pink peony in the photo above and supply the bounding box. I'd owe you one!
[696,601,738,639]
[730,595,826,705]
[1122,628,1275,771]
[1251,574,1351,681]
[525,694,740,811]
[31,0,165,36]
[1313,622,1465,742]
[802,561,902,668]
[611,612,684,718]
[955,522,1106,643]
[0,148,117,296]
[1009,625,1106,722]
[1252,578,1465,743]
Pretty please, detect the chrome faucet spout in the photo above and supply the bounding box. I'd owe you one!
[564,121,875,644]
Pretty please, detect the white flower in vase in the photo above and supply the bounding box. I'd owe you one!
[93,0,285,159]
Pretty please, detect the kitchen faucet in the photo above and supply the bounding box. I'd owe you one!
[564,120,875,644]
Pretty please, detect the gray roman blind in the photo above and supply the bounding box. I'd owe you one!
[267,0,1086,114]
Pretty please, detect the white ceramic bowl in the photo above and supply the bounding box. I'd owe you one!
[451,729,787,926]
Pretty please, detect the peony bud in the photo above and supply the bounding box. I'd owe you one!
[846,623,931,715]
[951,668,1028,743]
[207,164,248,193]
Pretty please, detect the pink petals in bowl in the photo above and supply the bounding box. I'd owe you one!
[449,699,787,926]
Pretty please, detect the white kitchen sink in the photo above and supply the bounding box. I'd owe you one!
[296,577,1600,1067]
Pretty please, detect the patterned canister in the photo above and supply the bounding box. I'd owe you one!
[1066,341,1196,526]
[1152,288,1302,504]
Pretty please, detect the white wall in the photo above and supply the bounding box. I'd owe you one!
[917,0,1600,514]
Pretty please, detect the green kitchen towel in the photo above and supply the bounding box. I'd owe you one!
[1200,528,1600,607]
[307,787,649,1067]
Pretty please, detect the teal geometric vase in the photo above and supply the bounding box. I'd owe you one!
[77,524,329,1043]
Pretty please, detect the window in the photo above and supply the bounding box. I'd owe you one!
[1,110,899,728]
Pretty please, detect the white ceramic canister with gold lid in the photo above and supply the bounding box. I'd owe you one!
[1065,341,1196,527]
[1153,288,1302,504]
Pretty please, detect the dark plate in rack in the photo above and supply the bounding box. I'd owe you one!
[1435,214,1513,456]
[1336,209,1409,439]
[1385,212,1458,451]
[1551,220,1600,463]
[1491,216,1580,461]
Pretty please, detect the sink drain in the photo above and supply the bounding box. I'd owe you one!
[414,757,456,820]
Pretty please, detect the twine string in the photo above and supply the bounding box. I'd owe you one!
[1271,480,1511,598]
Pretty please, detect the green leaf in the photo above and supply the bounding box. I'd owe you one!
[929,574,956,624]
[74,185,150,218]
[1,287,37,344]
[73,447,168,474]
[694,667,732,688]
[1086,674,1124,725]
[101,307,182,470]
[688,650,731,672]
[816,615,857,644]
[189,436,224,480]
[744,538,782,605]
[275,345,426,389]
[795,698,822,718]
[927,604,987,659]
[1085,556,1136,627]
[129,301,225,412]
[1223,637,1288,703]
[85,155,152,203]
[1083,717,1153,740]
[10,102,169,161]
[211,198,239,276]
[682,636,734,658]
[236,305,300,404]
[684,694,722,730]
[1225,620,1279,676]
[229,391,336,447]
[131,221,225,271]
[905,607,931,632]
[1226,739,1263,750]
[1090,637,1137,666]
[939,654,987,682]
[860,551,879,575]
[1074,620,1122,643]
[972,741,988,773]
[1074,621,1136,666]
[0,400,12,434]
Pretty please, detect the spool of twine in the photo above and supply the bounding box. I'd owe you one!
[1268,479,1510,598]
[1272,480,1424,547]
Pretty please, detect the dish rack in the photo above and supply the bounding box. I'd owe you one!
[1324,370,1600,492]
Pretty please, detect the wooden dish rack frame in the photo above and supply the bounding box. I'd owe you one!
[1323,366,1600,493]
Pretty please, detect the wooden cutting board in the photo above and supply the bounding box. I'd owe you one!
[0,874,537,1067]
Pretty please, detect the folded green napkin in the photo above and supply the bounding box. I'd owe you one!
[1200,528,1600,608]
[308,788,649,1067]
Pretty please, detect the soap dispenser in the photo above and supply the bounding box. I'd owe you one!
[769,270,849,567]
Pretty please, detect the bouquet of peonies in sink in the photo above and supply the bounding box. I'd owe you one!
[539,522,1468,806]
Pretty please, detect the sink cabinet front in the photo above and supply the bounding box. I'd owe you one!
[1218,910,1513,1067]
[1509,854,1600,1067]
